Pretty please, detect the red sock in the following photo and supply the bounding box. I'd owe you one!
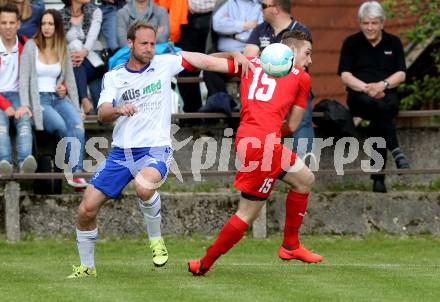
[202,214,249,269]
[282,190,309,250]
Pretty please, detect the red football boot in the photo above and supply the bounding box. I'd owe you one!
[188,259,210,276]
[278,245,323,263]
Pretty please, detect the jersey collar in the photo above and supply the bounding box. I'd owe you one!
[125,61,151,74]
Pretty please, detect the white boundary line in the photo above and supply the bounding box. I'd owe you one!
[224,262,440,269]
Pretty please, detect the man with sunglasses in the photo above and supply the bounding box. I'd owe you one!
[244,0,314,161]
[244,0,310,58]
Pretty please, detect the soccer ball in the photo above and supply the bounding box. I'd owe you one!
[260,43,295,77]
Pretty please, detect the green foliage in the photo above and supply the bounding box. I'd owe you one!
[383,0,440,43]
[383,0,440,110]
[399,73,440,110]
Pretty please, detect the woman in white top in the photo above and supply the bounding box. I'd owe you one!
[19,9,87,188]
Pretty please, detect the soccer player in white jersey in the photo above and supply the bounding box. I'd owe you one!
[67,20,252,278]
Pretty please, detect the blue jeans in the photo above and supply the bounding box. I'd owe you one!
[73,58,102,107]
[30,0,45,8]
[100,4,118,51]
[0,91,33,165]
[40,92,85,172]
[292,96,315,159]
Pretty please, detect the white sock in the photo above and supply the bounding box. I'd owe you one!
[76,228,98,269]
[138,192,162,240]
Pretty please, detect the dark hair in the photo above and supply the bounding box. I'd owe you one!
[0,3,20,20]
[127,20,157,41]
[281,29,313,46]
[61,0,72,8]
[34,9,68,72]
[274,0,292,14]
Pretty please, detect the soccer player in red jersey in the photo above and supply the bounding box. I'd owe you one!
[182,30,323,276]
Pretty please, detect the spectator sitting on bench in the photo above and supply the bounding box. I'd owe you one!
[116,0,169,48]
[175,0,215,117]
[338,1,409,193]
[0,3,36,175]
[98,0,125,55]
[19,9,87,188]
[6,0,44,38]
[203,0,262,98]
[60,0,104,115]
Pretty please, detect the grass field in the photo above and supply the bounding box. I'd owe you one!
[0,235,439,302]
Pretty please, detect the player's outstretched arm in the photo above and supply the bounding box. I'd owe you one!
[180,51,230,73]
[98,103,138,123]
[180,51,254,77]
[210,51,255,78]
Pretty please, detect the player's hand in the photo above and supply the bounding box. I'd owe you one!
[117,104,138,117]
[231,52,255,78]
[14,106,32,120]
[5,107,15,118]
[56,83,67,98]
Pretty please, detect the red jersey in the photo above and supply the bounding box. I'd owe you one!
[0,95,12,111]
[228,57,310,140]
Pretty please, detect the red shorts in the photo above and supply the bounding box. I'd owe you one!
[233,137,297,199]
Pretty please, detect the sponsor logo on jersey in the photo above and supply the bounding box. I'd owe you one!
[121,80,162,101]
[121,88,141,101]
[142,79,161,95]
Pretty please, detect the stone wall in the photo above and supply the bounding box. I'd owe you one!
[1,191,439,237]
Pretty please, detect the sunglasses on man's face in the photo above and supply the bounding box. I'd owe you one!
[261,2,276,10]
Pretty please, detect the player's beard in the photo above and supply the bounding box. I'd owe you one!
[132,49,154,65]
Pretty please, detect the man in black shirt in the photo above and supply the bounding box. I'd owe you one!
[244,0,310,54]
[338,1,409,193]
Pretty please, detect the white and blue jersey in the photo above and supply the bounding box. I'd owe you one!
[98,54,184,148]
[92,54,186,198]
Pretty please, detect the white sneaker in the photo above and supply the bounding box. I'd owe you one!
[67,177,88,188]
[20,155,37,173]
[0,160,13,175]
